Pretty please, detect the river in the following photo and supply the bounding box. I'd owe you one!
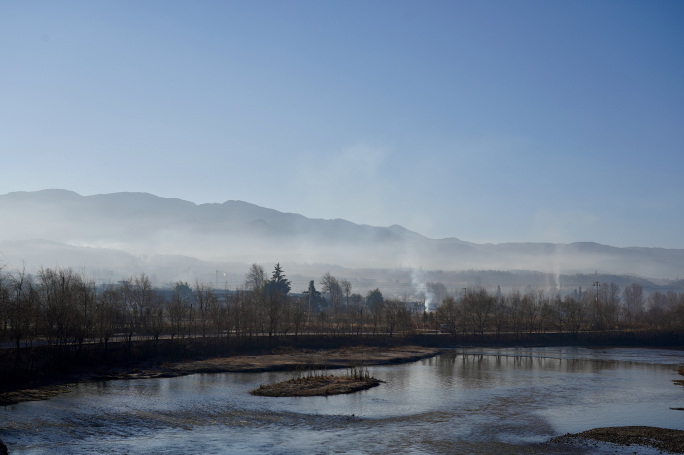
[2,347,683,454]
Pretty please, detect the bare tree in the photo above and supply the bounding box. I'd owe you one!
[623,283,644,326]
[341,279,352,309]
[211,289,229,345]
[383,299,403,337]
[73,275,97,352]
[7,267,38,363]
[539,295,554,333]
[245,263,266,292]
[146,291,166,347]
[465,287,494,336]
[229,288,251,340]
[350,293,364,335]
[601,282,621,330]
[320,273,343,312]
[366,289,384,336]
[565,295,586,334]
[290,296,307,338]
[133,274,155,340]
[521,290,542,334]
[0,268,10,341]
[507,289,524,337]
[436,296,459,335]
[665,291,681,329]
[675,293,684,330]
[97,285,122,352]
[118,279,136,347]
[646,291,668,329]
[552,294,566,333]
[194,280,218,339]
[38,267,78,348]
[491,292,509,336]
[168,282,190,341]
[302,280,322,325]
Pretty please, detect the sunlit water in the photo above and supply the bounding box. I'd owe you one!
[2,347,683,454]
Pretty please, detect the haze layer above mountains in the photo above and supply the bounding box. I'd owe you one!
[1,190,683,282]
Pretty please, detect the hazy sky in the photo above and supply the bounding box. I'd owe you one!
[2,1,683,248]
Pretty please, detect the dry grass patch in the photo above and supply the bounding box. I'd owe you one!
[251,375,383,397]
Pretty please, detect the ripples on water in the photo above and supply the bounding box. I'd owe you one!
[2,347,683,454]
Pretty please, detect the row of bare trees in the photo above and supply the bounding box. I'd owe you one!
[0,267,172,361]
[2,264,684,366]
[435,283,684,336]
[0,264,425,365]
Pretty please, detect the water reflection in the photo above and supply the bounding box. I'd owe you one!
[2,347,683,454]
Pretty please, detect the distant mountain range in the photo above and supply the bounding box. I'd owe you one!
[1,190,683,283]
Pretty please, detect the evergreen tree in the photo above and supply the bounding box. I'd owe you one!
[265,263,291,297]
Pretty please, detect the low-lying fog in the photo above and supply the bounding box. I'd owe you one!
[1,190,682,297]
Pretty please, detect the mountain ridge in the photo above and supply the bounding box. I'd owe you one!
[1,189,683,280]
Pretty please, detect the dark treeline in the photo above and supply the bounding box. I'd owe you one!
[0,263,425,364]
[435,282,684,337]
[2,263,684,387]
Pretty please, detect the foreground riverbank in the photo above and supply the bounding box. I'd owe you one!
[552,426,684,453]
[0,345,443,406]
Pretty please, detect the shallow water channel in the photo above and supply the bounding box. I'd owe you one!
[2,347,684,454]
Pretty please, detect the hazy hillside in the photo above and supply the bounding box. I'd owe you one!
[1,190,683,282]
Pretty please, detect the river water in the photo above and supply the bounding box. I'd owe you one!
[2,347,683,454]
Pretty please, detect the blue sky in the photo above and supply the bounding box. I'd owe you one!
[1,1,683,248]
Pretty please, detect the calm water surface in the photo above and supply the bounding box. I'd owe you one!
[2,347,683,454]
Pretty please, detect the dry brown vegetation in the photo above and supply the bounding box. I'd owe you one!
[172,345,442,375]
[251,375,383,397]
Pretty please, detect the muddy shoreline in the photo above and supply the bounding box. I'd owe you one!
[0,345,443,406]
[552,426,684,453]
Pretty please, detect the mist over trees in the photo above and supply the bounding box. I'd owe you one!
[1,263,684,375]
